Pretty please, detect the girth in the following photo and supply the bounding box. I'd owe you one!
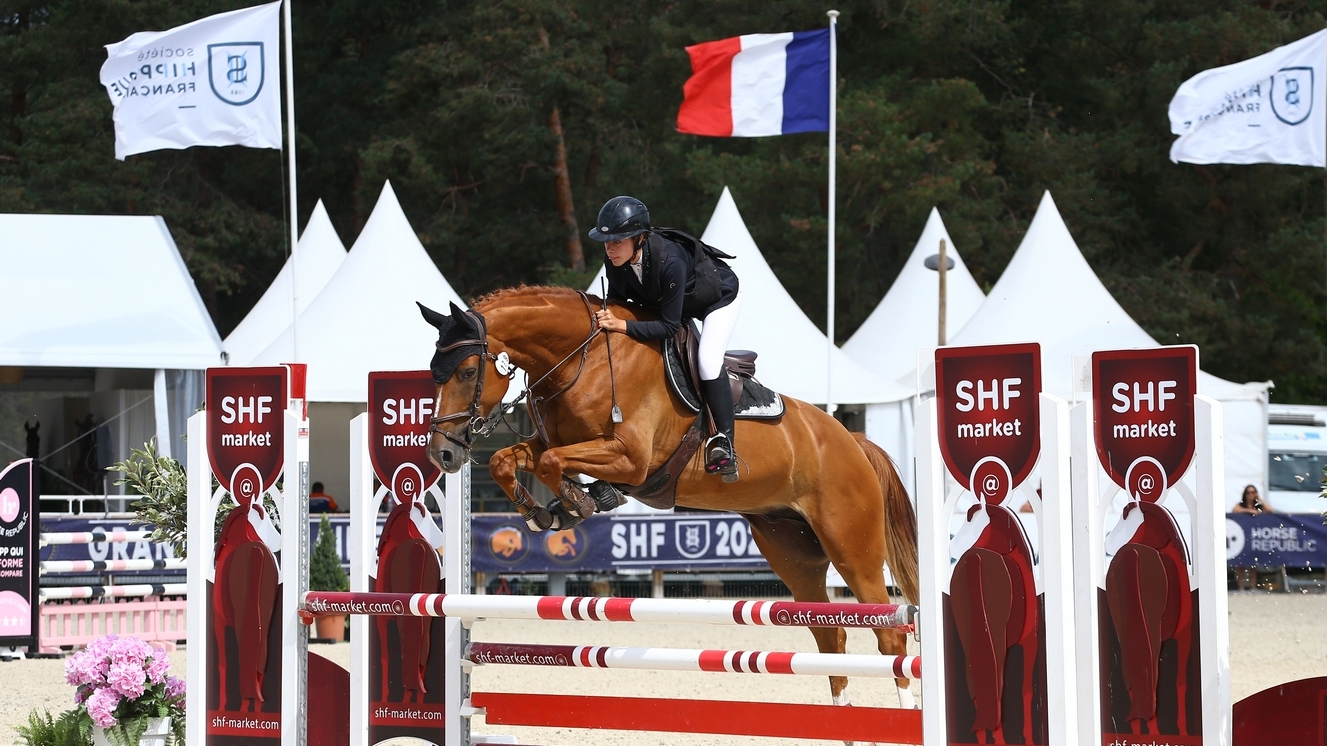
[609,412,706,510]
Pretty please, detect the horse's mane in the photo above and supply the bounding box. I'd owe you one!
[472,284,600,311]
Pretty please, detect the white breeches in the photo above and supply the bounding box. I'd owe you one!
[697,293,742,380]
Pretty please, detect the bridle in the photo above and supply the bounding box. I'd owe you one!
[428,296,601,451]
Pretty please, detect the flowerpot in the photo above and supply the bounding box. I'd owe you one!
[92,717,171,746]
[315,613,346,641]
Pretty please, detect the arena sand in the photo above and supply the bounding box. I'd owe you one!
[0,592,1321,745]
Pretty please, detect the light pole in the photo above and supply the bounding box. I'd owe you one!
[924,238,953,345]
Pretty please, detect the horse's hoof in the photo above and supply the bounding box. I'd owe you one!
[522,505,554,532]
[588,480,625,512]
[548,504,583,531]
[559,478,596,520]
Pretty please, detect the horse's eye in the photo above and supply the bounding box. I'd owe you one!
[461,368,478,381]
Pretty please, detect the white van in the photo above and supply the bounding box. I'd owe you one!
[1266,404,1327,515]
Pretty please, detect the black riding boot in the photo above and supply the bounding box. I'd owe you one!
[700,375,738,482]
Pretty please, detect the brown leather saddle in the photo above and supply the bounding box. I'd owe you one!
[610,324,781,510]
[662,322,782,419]
[676,322,756,406]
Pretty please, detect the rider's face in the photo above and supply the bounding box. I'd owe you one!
[604,237,638,267]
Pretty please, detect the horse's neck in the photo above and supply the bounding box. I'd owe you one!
[484,297,593,386]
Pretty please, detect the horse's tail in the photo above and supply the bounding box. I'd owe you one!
[852,433,919,605]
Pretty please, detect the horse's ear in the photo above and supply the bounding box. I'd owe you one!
[417,302,450,330]
[449,302,477,332]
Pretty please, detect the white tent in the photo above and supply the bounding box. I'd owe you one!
[841,208,986,496]
[0,213,222,369]
[587,188,912,403]
[250,182,466,502]
[0,212,223,476]
[223,200,346,366]
[941,191,1271,508]
[251,181,466,401]
[843,208,986,384]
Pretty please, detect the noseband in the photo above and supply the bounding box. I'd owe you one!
[428,297,600,452]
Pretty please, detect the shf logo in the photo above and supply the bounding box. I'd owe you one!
[208,42,265,105]
[675,521,711,559]
[1272,66,1314,125]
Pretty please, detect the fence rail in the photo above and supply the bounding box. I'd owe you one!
[40,583,187,601]
[40,558,185,574]
[302,591,917,630]
[466,641,922,679]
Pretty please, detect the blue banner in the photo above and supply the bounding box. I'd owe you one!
[42,511,773,576]
[474,512,768,574]
[1226,513,1327,568]
[39,515,368,575]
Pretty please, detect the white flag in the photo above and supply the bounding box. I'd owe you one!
[99,2,282,161]
[1168,29,1327,167]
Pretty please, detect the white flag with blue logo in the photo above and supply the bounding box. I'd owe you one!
[1169,30,1327,167]
[99,2,282,161]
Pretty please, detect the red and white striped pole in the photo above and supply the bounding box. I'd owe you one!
[302,591,916,631]
[467,641,921,680]
[39,530,155,545]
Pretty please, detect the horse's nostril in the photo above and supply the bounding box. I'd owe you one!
[440,450,453,466]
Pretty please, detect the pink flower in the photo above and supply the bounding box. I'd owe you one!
[164,676,186,706]
[145,652,171,685]
[66,640,113,687]
[85,687,122,729]
[106,661,146,699]
[64,656,92,687]
[73,686,89,705]
[108,636,149,667]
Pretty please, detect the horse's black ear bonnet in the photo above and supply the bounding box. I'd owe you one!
[419,301,485,383]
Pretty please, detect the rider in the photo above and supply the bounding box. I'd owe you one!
[590,196,742,481]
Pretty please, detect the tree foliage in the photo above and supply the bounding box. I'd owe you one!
[3,0,1325,398]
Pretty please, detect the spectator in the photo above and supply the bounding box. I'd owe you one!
[309,482,339,513]
[1231,484,1271,591]
[1232,484,1272,515]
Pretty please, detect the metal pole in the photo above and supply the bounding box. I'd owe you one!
[826,9,839,415]
[938,238,948,346]
[283,0,300,361]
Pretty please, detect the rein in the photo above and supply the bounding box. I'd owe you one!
[429,293,603,449]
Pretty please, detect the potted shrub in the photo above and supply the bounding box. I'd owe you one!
[62,634,185,746]
[310,513,349,641]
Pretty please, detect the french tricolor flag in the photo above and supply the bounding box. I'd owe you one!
[677,29,830,138]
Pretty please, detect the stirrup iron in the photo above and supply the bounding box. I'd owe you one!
[705,434,738,483]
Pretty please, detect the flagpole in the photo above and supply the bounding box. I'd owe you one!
[826,9,838,416]
[283,0,300,361]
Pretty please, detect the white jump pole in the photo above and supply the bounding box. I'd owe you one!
[184,411,211,746]
[914,396,946,746]
[1039,392,1079,746]
[1195,394,1232,743]
[444,463,472,746]
[281,407,310,746]
[1068,399,1102,745]
[348,412,372,746]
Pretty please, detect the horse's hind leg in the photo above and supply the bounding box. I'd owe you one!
[806,498,917,709]
[743,515,851,703]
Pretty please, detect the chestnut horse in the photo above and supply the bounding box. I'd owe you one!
[421,286,919,707]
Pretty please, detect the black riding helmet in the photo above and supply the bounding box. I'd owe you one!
[588,196,650,242]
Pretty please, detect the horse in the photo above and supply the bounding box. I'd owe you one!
[420,286,919,709]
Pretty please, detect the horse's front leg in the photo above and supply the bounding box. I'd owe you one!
[488,439,560,532]
[535,438,648,520]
